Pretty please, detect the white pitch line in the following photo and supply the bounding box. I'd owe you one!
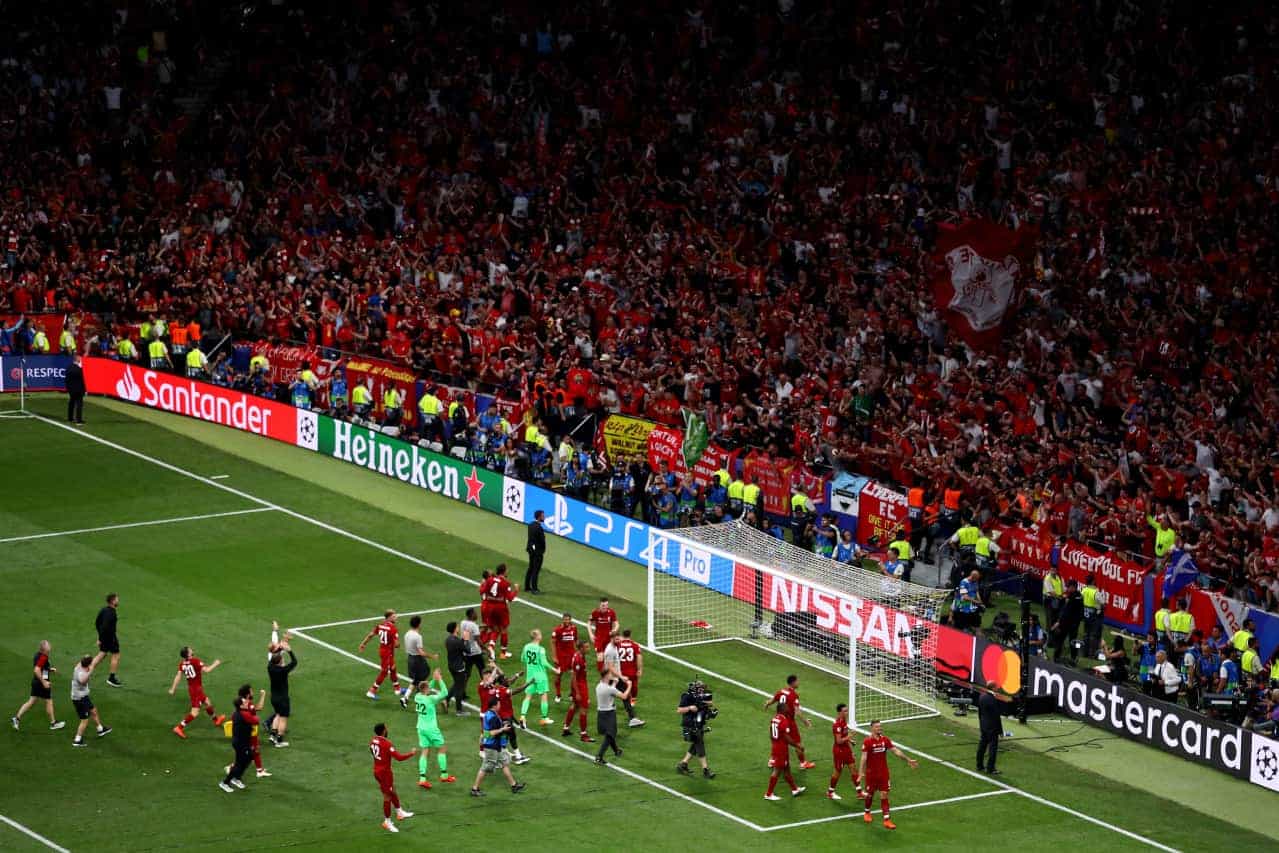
[291,604,475,632]
[0,814,71,853]
[37,415,1181,851]
[760,789,1012,832]
[649,648,1181,852]
[289,628,766,832]
[0,507,275,544]
[210,474,230,480]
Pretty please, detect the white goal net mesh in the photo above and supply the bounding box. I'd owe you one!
[647,521,949,725]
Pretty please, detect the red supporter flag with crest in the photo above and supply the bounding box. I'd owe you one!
[932,219,1036,350]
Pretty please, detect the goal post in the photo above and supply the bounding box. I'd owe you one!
[646,520,949,726]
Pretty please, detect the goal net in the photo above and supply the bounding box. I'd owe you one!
[646,521,949,725]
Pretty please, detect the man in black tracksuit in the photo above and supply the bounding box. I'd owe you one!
[219,696,258,792]
[525,510,547,593]
[444,622,469,715]
[266,648,297,746]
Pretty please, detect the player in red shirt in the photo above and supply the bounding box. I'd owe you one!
[614,629,643,704]
[762,674,816,768]
[168,646,226,738]
[369,722,417,833]
[764,711,805,800]
[477,666,530,764]
[358,610,407,703]
[588,596,617,669]
[857,720,919,830]
[826,702,859,799]
[560,640,595,742]
[550,613,578,701]
[479,564,519,658]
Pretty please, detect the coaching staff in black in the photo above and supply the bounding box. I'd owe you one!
[976,680,1003,775]
[219,694,259,792]
[525,510,547,594]
[66,353,86,424]
[266,643,297,747]
[92,593,123,687]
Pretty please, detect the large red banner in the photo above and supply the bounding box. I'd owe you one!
[84,358,297,441]
[743,453,798,517]
[248,342,337,402]
[646,424,738,486]
[343,356,421,422]
[856,480,909,545]
[1,313,65,352]
[993,523,1150,630]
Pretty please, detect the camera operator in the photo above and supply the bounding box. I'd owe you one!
[1097,636,1130,685]
[676,680,716,779]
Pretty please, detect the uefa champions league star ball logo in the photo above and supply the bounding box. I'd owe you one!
[298,417,316,446]
[1256,744,1279,782]
[504,483,523,515]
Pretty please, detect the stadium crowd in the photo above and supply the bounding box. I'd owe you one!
[4,1,1279,614]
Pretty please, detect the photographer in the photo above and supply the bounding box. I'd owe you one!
[676,680,717,779]
[1097,636,1130,685]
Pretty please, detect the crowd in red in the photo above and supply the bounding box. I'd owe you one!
[3,1,1279,610]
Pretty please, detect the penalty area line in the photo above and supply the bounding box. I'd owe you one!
[759,789,1012,832]
[0,814,71,853]
[289,628,767,833]
[291,604,477,632]
[0,507,275,544]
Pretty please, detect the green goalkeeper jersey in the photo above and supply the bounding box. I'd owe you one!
[521,642,550,677]
[414,678,447,730]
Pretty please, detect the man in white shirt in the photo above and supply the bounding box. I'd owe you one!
[1152,650,1182,704]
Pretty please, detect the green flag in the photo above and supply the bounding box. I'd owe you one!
[682,407,710,470]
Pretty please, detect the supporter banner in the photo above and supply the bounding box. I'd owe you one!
[646,424,738,486]
[344,356,420,422]
[994,523,1154,634]
[856,480,909,546]
[1184,587,1279,660]
[1029,657,1250,782]
[304,414,503,512]
[599,414,658,461]
[84,358,297,441]
[932,219,1035,350]
[248,342,337,401]
[826,472,867,535]
[0,313,65,354]
[0,355,72,392]
[742,452,820,518]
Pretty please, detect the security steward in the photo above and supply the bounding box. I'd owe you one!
[382,385,403,428]
[418,386,444,443]
[352,380,374,419]
[973,530,999,605]
[741,478,763,529]
[32,325,50,354]
[727,475,745,519]
[1168,600,1195,647]
[887,529,914,584]
[148,335,171,371]
[116,335,138,363]
[59,325,77,355]
[791,488,815,543]
[186,345,208,378]
[1081,574,1104,658]
[948,518,981,587]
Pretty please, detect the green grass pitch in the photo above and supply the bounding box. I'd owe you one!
[1,395,1275,852]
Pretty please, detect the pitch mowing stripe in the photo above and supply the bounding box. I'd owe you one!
[36,415,1182,850]
[288,627,767,832]
[0,814,71,853]
[0,507,275,544]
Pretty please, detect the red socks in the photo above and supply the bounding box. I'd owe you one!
[181,713,196,726]
[382,800,391,818]
[882,797,890,817]
[579,711,587,731]
[766,776,779,796]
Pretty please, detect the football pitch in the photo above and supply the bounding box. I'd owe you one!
[2,397,1276,852]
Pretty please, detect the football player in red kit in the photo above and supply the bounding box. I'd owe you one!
[168,646,226,738]
[614,629,643,704]
[550,613,578,701]
[762,674,815,769]
[358,610,408,703]
[480,564,519,658]
[370,722,417,833]
[588,596,617,669]
[560,640,595,742]
[857,720,919,830]
[764,711,806,800]
[826,703,859,799]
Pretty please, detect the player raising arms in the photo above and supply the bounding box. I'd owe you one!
[826,703,859,799]
[478,665,531,764]
[561,639,595,742]
[227,684,271,778]
[763,674,815,769]
[369,722,416,833]
[588,596,617,670]
[413,669,455,789]
[169,647,226,738]
[550,613,578,702]
[764,709,806,800]
[519,629,559,727]
[480,564,518,659]
[358,610,408,704]
[857,720,919,830]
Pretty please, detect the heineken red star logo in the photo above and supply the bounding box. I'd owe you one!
[464,466,485,505]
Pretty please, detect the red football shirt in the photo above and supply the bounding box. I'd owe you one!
[832,717,853,756]
[374,620,398,657]
[770,712,797,763]
[570,651,589,690]
[773,686,800,718]
[483,576,515,604]
[179,657,206,693]
[862,735,893,777]
[369,735,408,772]
[589,607,617,647]
[551,624,578,663]
[615,638,640,678]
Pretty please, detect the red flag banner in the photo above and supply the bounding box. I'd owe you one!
[932,219,1035,350]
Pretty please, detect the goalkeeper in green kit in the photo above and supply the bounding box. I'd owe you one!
[519,629,559,727]
[413,669,455,789]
